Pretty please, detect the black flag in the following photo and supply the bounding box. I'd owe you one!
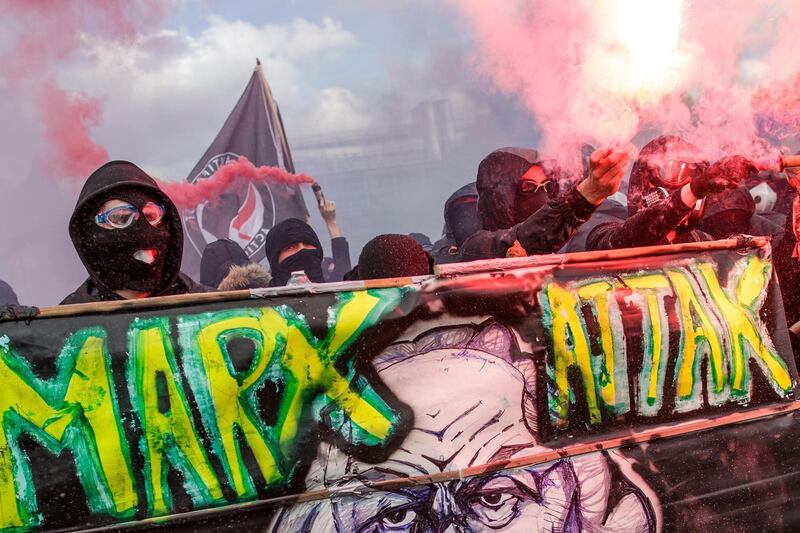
[181,61,308,281]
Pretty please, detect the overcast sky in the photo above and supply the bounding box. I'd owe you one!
[0,1,537,305]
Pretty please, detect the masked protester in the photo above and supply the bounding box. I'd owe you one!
[355,234,434,281]
[200,238,251,289]
[264,218,325,287]
[61,161,204,304]
[584,136,757,251]
[697,186,781,243]
[432,182,480,264]
[460,146,629,260]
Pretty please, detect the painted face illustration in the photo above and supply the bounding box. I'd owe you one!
[268,323,657,532]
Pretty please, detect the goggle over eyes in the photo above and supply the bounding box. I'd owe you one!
[95,202,165,229]
[655,160,706,188]
[519,179,556,195]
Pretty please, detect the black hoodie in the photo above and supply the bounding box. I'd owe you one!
[585,136,711,251]
[432,182,479,264]
[200,238,251,288]
[61,161,204,304]
[460,147,597,260]
[264,218,324,287]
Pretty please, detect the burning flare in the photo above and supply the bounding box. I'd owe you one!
[612,0,685,97]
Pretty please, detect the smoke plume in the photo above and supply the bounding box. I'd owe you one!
[453,0,800,169]
[0,0,166,180]
[157,156,315,208]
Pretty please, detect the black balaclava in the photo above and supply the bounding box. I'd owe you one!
[69,161,183,296]
[513,183,552,225]
[200,238,250,288]
[627,136,705,218]
[442,182,479,249]
[448,199,481,247]
[81,187,170,292]
[264,218,324,287]
[357,234,433,280]
[476,147,560,231]
[698,187,755,239]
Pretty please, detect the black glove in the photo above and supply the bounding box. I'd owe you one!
[690,155,757,198]
[0,304,40,323]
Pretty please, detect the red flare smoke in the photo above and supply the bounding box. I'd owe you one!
[0,0,165,181]
[157,156,315,209]
[39,81,109,178]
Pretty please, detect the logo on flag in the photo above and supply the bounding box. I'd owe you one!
[183,153,277,260]
[180,62,308,280]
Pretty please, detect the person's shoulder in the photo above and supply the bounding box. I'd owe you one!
[59,279,97,305]
[176,273,211,294]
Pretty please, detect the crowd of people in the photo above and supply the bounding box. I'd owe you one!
[2,135,800,346]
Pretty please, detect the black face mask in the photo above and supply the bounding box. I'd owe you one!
[514,189,550,224]
[82,189,172,292]
[271,248,324,287]
[699,210,752,240]
[448,201,480,247]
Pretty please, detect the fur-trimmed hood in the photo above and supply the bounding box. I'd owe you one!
[217,263,272,291]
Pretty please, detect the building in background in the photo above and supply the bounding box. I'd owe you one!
[292,98,488,259]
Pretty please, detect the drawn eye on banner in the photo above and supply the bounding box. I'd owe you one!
[0,239,797,531]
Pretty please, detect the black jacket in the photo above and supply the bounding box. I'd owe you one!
[200,238,250,288]
[433,182,478,264]
[62,160,204,304]
[460,148,597,260]
[586,136,710,251]
[323,236,352,282]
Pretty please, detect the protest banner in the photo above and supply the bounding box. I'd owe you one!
[1,238,797,531]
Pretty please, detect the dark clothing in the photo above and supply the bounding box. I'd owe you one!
[751,213,784,247]
[200,239,250,288]
[433,182,479,264]
[462,187,597,260]
[561,198,627,253]
[0,280,18,305]
[586,189,710,250]
[461,147,596,260]
[408,233,433,252]
[357,234,433,280]
[61,273,206,305]
[774,208,800,327]
[323,236,352,282]
[264,218,324,287]
[63,160,199,304]
[585,136,709,251]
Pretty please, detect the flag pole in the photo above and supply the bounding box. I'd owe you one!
[255,59,293,173]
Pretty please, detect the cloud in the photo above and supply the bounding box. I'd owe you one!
[76,15,361,178]
[0,14,363,305]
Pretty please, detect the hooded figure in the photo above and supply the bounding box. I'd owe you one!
[199,238,251,288]
[61,161,204,304]
[356,234,434,280]
[585,136,756,251]
[264,218,324,287]
[460,148,598,260]
[432,182,480,264]
[697,187,753,239]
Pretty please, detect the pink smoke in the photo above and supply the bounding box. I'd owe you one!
[0,0,165,180]
[157,156,315,209]
[38,82,109,178]
[452,0,800,169]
